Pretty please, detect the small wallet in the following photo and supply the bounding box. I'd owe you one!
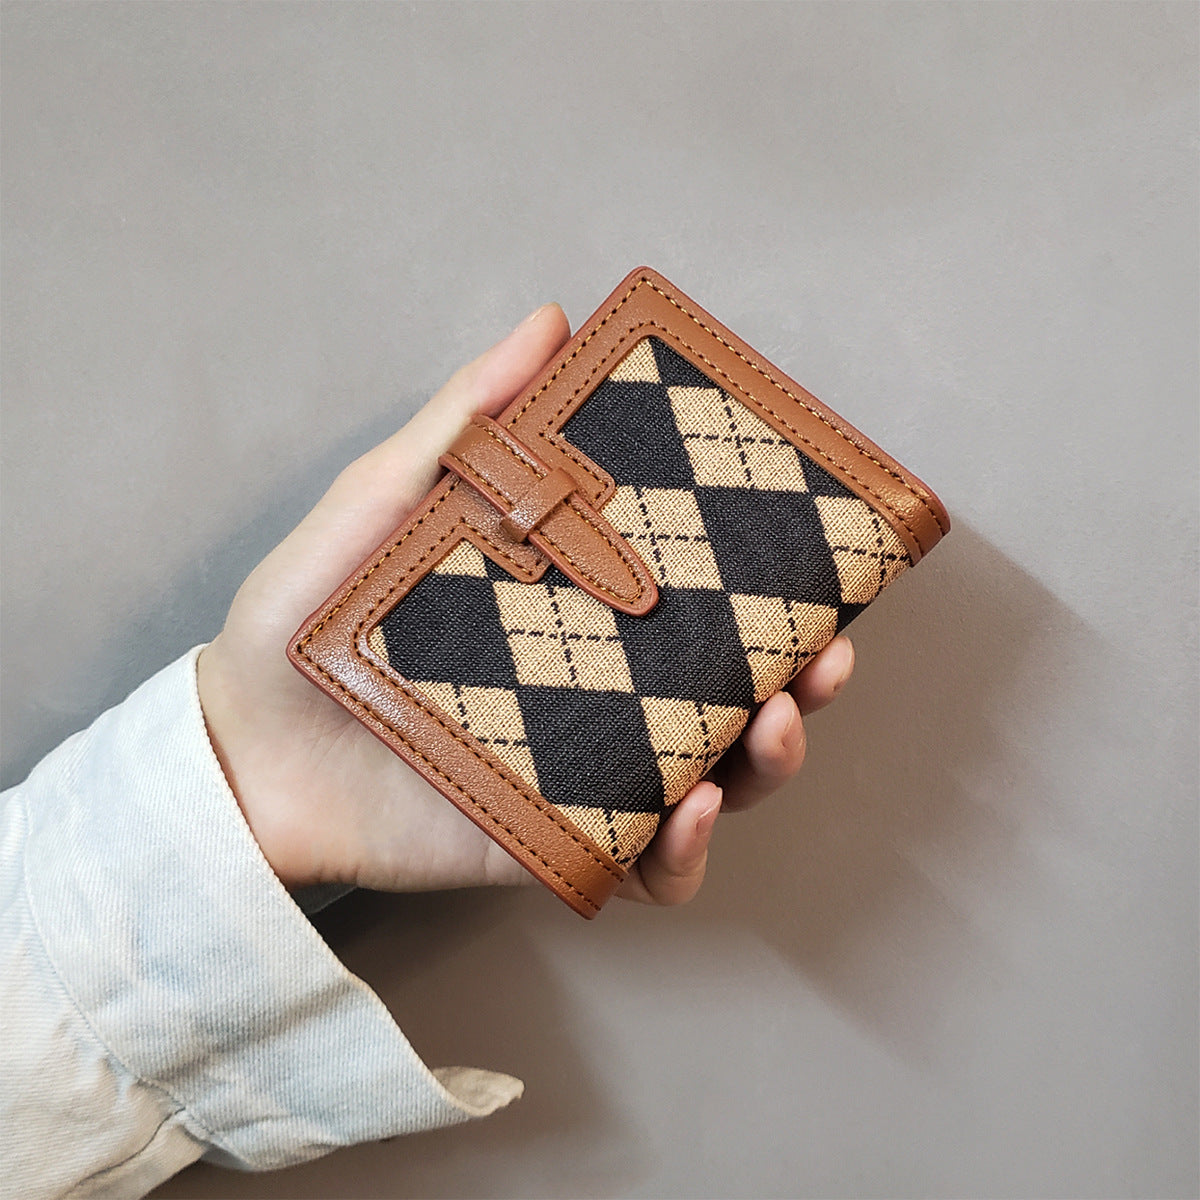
[288,268,949,917]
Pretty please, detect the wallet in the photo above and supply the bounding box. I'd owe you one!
[288,267,949,917]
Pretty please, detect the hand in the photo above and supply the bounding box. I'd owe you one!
[197,303,855,904]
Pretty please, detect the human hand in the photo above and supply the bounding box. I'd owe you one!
[197,303,855,904]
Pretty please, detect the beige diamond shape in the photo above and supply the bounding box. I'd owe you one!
[365,624,391,665]
[492,578,634,691]
[728,593,838,701]
[813,495,909,604]
[601,484,724,590]
[607,337,660,383]
[554,805,661,867]
[640,695,749,808]
[409,679,540,791]
[432,539,489,577]
[669,385,811,492]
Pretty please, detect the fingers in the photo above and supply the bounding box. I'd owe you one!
[618,782,723,906]
[619,636,857,905]
[277,302,571,587]
[706,636,854,813]
[318,303,571,538]
[789,635,854,716]
[707,690,807,813]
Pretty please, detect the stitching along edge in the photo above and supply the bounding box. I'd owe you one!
[296,271,941,898]
[637,278,949,540]
[456,430,644,604]
[635,319,926,556]
[294,643,612,911]
[506,273,945,547]
[295,497,624,899]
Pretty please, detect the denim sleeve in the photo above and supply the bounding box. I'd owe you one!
[0,646,523,1200]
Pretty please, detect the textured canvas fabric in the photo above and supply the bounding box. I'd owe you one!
[369,338,909,866]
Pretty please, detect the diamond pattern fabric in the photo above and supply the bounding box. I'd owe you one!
[370,336,910,866]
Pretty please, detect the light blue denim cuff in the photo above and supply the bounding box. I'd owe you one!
[16,646,522,1171]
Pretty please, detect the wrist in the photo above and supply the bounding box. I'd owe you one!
[196,638,311,891]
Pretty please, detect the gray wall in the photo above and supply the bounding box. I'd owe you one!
[3,4,1196,1197]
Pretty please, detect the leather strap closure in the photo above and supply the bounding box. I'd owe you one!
[499,466,577,541]
[439,415,659,616]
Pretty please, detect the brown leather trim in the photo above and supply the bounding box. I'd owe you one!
[289,266,949,918]
[499,467,576,540]
[288,474,624,918]
[439,415,659,616]
[459,482,548,581]
[497,268,949,562]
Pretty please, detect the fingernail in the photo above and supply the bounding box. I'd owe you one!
[695,788,722,838]
[831,638,854,695]
[781,707,804,754]
[513,302,552,332]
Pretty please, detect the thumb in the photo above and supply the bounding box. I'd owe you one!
[294,302,571,563]
[384,301,571,498]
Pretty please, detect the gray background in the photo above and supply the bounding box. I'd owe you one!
[3,3,1197,1198]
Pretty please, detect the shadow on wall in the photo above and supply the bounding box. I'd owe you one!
[152,887,649,1200]
[153,520,1113,1198]
[693,519,1113,1066]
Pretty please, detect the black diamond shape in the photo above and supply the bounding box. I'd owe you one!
[799,454,857,498]
[615,585,756,709]
[695,484,843,605]
[481,552,516,582]
[836,602,869,632]
[516,685,665,814]
[563,376,696,489]
[376,572,518,690]
[650,338,719,389]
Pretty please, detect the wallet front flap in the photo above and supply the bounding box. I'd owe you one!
[289,268,949,917]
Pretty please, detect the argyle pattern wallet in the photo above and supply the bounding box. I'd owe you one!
[289,268,949,917]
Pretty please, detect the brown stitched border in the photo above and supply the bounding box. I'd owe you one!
[289,267,949,917]
[639,319,930,553]
[510,274,947,559]
[642,283,950,537]
[510,275,948,552]
[443,432,647,606]
[292,478,625,917]
[299,647,607,914]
